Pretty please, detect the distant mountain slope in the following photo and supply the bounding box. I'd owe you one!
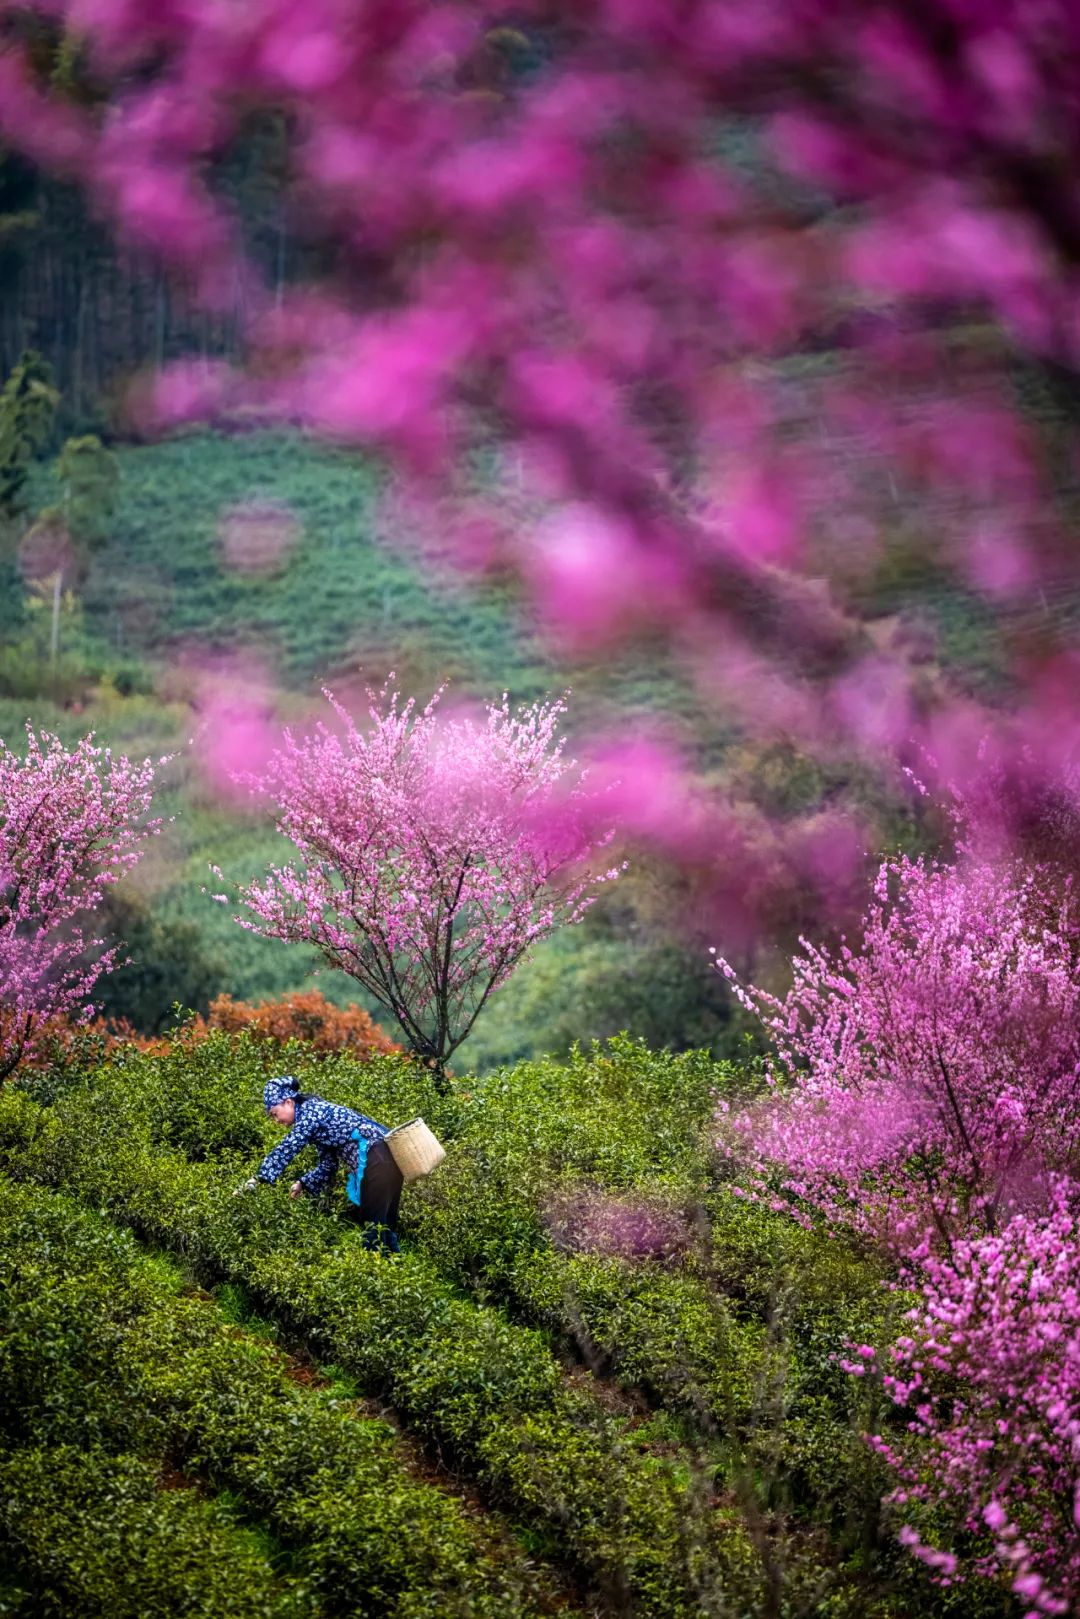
[29,430,548,699]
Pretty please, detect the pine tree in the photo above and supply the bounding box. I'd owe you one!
[0,349,57,517]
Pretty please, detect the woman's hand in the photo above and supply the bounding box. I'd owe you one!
[289,1180,305,1199]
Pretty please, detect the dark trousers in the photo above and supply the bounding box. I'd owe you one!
[344,1138,403,1253]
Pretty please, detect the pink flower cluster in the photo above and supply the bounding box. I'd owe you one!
[719,851,1080,1255]
[723,841,1080,1603]
[0,725,160,1078]
[872,1181,1080,1615]
[544,1184,690,1262]
[218,683,617,1073]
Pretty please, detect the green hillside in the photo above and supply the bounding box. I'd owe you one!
[21,427,701,725]
[4,431,727,1066]
[25,430,550,697]
[5,423,1068,1066]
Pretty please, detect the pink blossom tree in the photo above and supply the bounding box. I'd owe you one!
[866,1181,1080,1617]
[720,837,1080,1603]
[718,850,1080,1257]
[0,725,160,1079]
[217,686,616,1088]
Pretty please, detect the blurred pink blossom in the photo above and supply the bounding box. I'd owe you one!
[139,361,236,432]
[9,0,1080,947]
[190,656,283,803]
[523,504,683,646]
[217,500,301,575]
[544,1184,690,1261]
[962,520,1036,599]
[830,656,916,754]
[574,734,713,858]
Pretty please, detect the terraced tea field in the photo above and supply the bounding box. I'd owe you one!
[0,1032,991,1618]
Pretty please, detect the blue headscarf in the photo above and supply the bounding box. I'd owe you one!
[263,1075,300,1112]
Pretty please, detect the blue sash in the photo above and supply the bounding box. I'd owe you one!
[345,1129,370,1205]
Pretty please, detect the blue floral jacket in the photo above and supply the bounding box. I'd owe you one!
[257,1097,387,1196]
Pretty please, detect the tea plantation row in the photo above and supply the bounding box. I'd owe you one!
[3,1035,1014,1616]
[110,1032,902,1542]
[0,1178,557,1619]
[0,1084,765,1617]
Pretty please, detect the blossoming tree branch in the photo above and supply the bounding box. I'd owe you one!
[719,847,1080,1255]
[215,686,617,1087]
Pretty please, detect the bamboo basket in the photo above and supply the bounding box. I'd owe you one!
[385,1117,446,1182]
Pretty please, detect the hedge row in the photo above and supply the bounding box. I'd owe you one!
[6,1034,960,1615]
[85,1032,895,1537]
[0,1175,560,1619]
[0,1083,774,1618]
[251,1038,900,1558]
[0,1445,311,1619]
[0,1183,314,1619]
[397,1049,899,1534]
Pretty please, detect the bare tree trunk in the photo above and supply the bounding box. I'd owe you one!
[154,273,167,372]
[50,569,62,669]
[72,271,86,419]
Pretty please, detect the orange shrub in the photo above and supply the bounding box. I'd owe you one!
[12,1010,137,1070]
[18,990,398,1068]
[205,991,399,1059]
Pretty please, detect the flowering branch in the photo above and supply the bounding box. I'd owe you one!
[718,852,1080,1256]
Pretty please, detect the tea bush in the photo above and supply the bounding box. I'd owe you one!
[0,1176,558,1618]
[311,1038,897,1532]
[0,1037,1007,1616]
[0,1086,769,1616]
[0,1446,311,1619]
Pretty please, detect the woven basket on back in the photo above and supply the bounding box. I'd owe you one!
[385,1117,446,1182]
